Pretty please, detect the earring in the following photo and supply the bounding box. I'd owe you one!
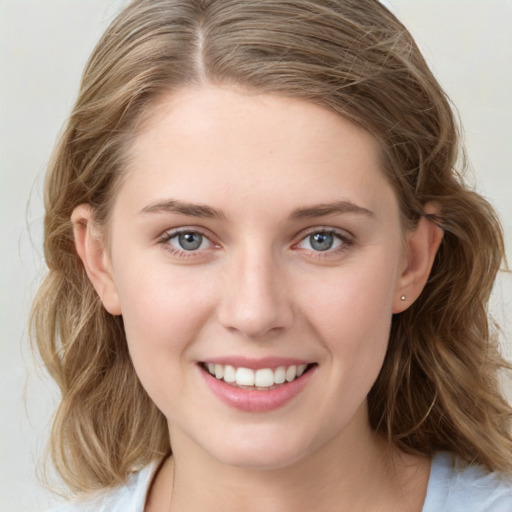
[400,295,406,301]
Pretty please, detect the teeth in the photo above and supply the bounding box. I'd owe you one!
[255,368,274,387]
[223,365,236,383]
[296,364,307,377]
[236,367,255,386]
[204,363,310,388]
[274,366,286,384]
[285,365,297,382]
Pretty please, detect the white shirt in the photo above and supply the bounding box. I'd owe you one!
[52,452,512,511]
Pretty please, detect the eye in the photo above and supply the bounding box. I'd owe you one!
[159,229,214,255]
[172,231,207,251]
[296,230,348,253]
[308,232,336,251]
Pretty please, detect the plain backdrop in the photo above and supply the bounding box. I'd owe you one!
[1,1,511,510]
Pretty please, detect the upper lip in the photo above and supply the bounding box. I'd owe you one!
[200,356,314,370]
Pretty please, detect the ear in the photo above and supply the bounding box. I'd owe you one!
[71,204,122,315]
[393,203,444,313]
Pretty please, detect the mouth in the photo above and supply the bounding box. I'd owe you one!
[199,362,317,391]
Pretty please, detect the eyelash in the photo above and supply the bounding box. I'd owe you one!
[157,227,354,260]
[293,228,354,258]
[157,228,218,259]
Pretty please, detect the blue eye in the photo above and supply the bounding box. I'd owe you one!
[177,232,202,250]
[309,232,334,251]
[297,230,346,252]
[168,231,209,251]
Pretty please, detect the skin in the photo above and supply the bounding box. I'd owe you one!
[73,86,442,511]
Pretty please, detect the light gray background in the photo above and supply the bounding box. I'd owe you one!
[1,1,511,510]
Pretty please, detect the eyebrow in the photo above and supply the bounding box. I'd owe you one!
[138,199,225,219]
[289,201,374,220]
[138,198,374,220]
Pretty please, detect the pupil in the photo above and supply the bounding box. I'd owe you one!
[310,232,333,251]
[179,232,202,250]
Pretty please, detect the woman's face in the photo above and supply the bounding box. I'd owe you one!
[104,87,409,469]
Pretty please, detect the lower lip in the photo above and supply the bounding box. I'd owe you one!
[199,365,316,412]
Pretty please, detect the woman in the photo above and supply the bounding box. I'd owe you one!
[32,0,512,510]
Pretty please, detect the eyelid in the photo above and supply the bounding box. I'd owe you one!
[291,226,355,255]
[157,226,220,257]
[293,226,354,244]
[158,225,217,242]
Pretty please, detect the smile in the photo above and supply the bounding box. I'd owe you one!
[202,362,312,389]
[199,360,317,412]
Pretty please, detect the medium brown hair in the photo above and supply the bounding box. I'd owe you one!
[32,0,511,493]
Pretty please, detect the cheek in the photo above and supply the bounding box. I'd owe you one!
[112,263,215,401]
[296,250,400,380]
[300,249,398,331]
[115,258,211,334]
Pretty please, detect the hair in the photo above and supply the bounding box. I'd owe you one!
[32,0,511,494]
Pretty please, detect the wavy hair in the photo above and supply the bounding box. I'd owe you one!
[31,0,511,493]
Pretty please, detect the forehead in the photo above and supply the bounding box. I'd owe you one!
[120,86,396,219]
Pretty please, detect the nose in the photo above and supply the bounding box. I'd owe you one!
[217,246,294,339]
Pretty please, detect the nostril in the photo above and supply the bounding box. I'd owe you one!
[216,261,294,338]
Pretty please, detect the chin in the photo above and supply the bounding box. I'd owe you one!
[200,423,322,471]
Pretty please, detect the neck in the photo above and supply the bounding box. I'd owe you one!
[148,410,430,512]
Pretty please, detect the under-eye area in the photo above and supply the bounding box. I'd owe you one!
[200,362,318,390]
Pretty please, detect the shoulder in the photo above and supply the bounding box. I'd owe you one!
[49,461,160,512]
[423,452,512,512]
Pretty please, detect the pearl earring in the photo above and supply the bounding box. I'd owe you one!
[400,295,406,301]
